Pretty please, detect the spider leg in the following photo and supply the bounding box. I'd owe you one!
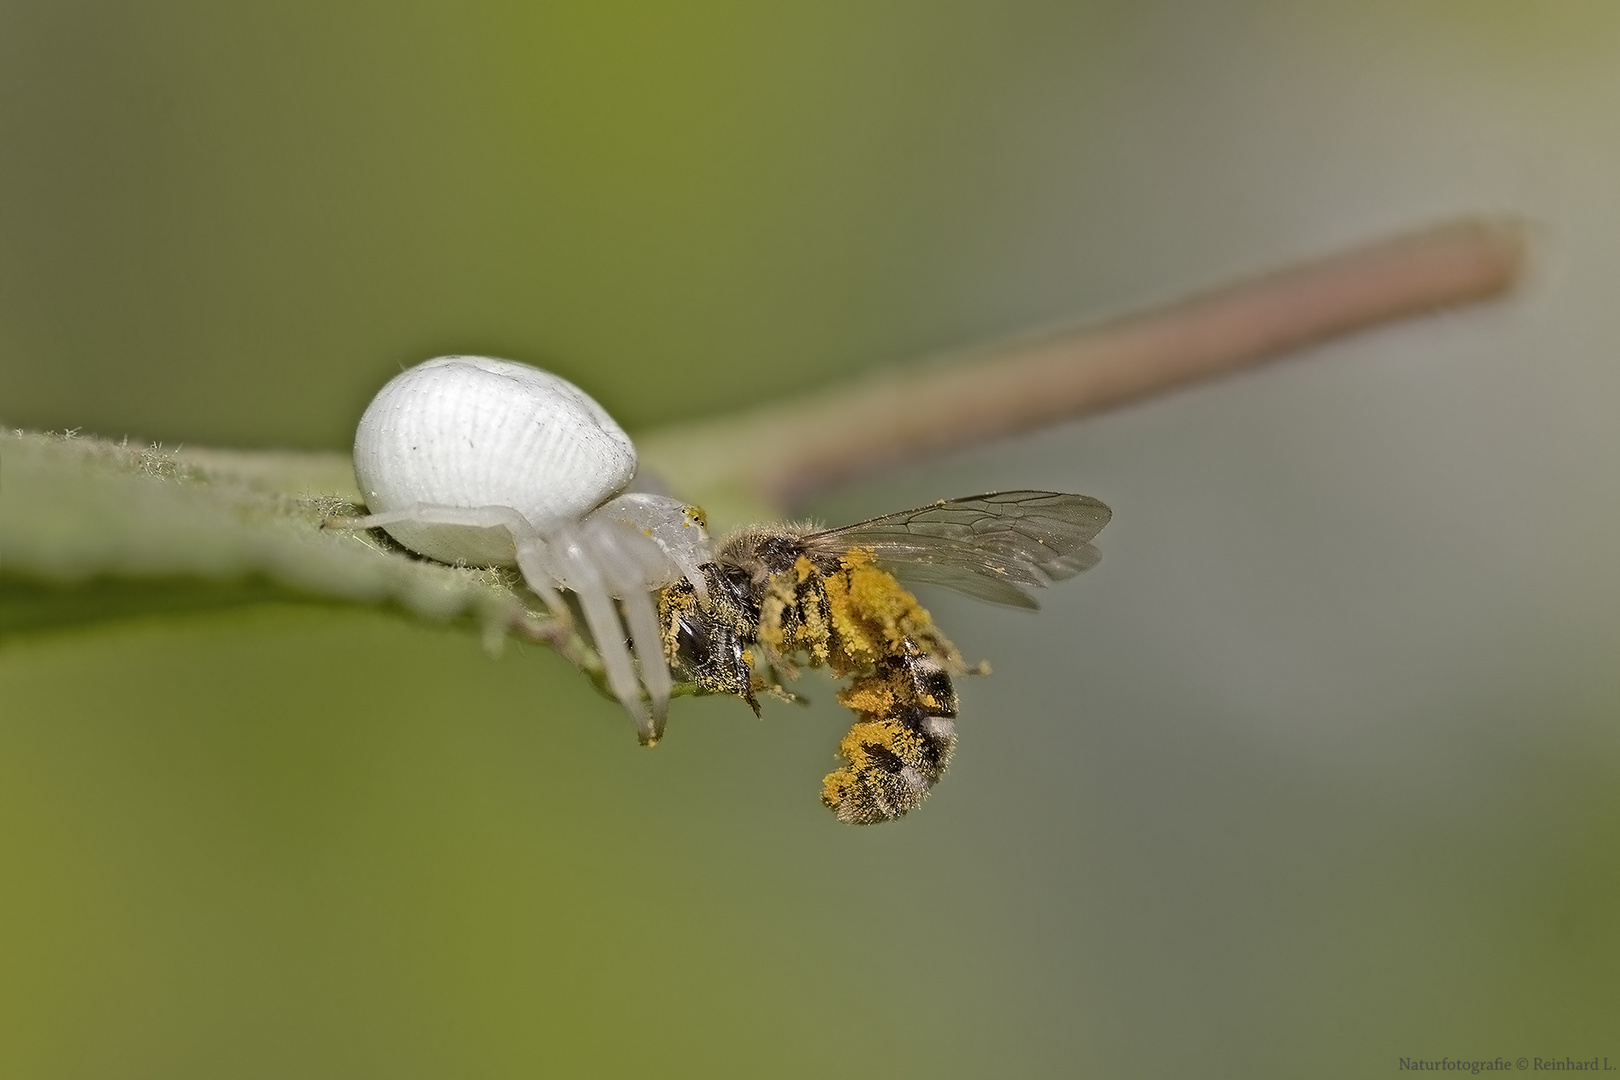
[589,522,679,744]
[586,494,713,600]
[555,536,654,743]
[514,539,572,627]
[322,503,532,534]
[617,586,672,743]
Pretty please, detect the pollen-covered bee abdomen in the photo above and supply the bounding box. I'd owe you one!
[821,641,961,825]
[821,707,959,825]
[893,640,959,717]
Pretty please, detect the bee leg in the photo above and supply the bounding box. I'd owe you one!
[757,680,804,707]
[710,622,760,716]
[726,632,761,716]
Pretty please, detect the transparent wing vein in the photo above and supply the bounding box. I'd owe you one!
[802,491,1111,607]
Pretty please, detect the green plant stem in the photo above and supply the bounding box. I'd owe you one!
[1,215,1527,653]
[642,217,1525,517]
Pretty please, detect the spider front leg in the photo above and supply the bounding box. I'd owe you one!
[562,518,691,745]
[616,586,673,742]
[550,534,661,745]
[580,516,699,744]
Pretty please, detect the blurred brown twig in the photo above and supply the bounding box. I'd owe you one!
[641,216,1525,520]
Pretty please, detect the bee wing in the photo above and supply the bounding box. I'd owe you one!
[801,491,1111,609]
[890,562,1049,609]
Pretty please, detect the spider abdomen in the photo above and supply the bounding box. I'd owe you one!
[353,355,636,565]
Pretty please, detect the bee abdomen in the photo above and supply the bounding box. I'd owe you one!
[821,702,960,825]
[891,641,959,718]
[821,637,963,825]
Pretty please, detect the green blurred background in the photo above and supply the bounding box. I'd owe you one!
[3,2,1618,1077]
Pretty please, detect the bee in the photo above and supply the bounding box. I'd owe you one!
[658,491,1112,824]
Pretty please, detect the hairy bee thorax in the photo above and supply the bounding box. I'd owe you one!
[658,543,969,824]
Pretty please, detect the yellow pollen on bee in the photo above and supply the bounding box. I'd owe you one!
[658,583,700,661]
[821,549,954,672]
[755,577,794,657]
[836,673,901,717]
[820,716,927,807]
[820,767,859,808]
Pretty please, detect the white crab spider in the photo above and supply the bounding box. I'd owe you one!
[329,355,713,745]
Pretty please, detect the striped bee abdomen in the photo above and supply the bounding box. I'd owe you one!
[822,640,960,825]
